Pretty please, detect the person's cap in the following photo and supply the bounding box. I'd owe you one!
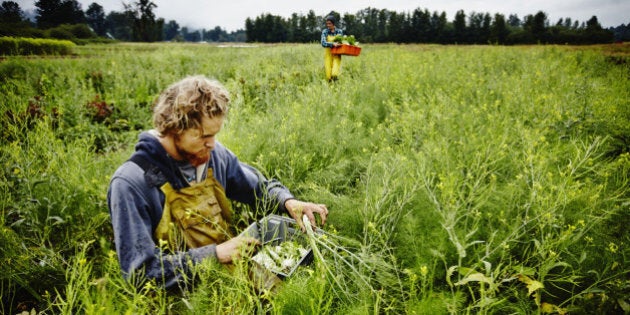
[326,15,336,25]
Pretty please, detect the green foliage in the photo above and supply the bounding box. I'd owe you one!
[0,43,629,314]
[43,23,98,42]
[0,36,75,55]
[333,35,358,46]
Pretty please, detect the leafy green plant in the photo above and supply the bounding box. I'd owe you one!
[0,36,75,55]
[333,34,358,46]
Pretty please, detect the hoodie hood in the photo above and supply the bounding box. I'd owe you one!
[130,131,189,190]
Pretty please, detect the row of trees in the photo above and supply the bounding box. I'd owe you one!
[246,9,620,45]
[0,0,244,42]
[1,1,628,44]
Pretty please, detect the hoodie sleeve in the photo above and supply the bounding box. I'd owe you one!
[107,162,217,290]
[236,162,295,213]
[212,144,294,213]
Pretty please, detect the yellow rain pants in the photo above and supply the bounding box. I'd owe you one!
[325,35,342,80]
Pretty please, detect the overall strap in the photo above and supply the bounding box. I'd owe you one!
[129,154,152,172]
[128,155,168,188]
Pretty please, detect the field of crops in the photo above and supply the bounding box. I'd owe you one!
[1,42,629,314]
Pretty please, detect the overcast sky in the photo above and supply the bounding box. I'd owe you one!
[16,0,630,32]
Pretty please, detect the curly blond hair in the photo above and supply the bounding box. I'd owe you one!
[152,75,229,135]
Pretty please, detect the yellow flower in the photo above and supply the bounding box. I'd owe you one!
[158,239,169,249]
[143,281,155,292]
[608,242,619,254]
[420,265,428,277]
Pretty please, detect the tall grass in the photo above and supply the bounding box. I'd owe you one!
[1,43,628,314]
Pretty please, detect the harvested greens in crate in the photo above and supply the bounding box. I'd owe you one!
[240,214,314,279]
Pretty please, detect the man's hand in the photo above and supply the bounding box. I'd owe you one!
[285,199,329,231]
[215,236,259,263]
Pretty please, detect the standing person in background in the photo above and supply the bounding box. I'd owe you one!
[321,14,343,81]
[107,75,328,290]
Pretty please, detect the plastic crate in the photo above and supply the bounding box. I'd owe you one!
[240,214,314,279]
[331,44,361,56]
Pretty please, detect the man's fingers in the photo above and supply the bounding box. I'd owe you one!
[245,237,260,246]
[287,201,329,231]
[296,219,306,232]
[242,237,260,252]
[318,204,328,225]
[308,204,328,226]
[306,212,317,229]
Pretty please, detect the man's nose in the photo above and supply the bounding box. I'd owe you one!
[205,137,215,148]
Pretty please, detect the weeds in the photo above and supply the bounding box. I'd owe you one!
[1,43,629,314]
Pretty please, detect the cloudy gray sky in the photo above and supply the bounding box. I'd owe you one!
[17,0,630,32]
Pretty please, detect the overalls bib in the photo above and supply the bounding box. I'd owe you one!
[152,163,281,292]
[154,168,233,251]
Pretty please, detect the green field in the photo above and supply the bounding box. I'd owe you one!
[1,42,629,314]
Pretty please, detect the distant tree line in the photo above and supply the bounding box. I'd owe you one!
[246,8,626,45]
[1,1,628,44]
[0,0,245,43]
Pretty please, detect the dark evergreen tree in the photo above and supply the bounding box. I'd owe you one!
[342,13,361,41]
[181,27,200,42]
[530,11,548,41]
[60,0,84,24]
[411,8,431,42]
[262,14,274,42]
[469,12,484,43]
[388,11,405,43]
[204,26,227,42]
[293,14,309,42]
[430,11,447,43]
[481,13,491,43]
[359,7,379,43]
[490,13,509,44]
[562,17,571,29]
[163,20,179,41]
[105,10,133,40]
[245,18,254,42]
[286,13,299,42]
[85,2,106,36]
[584,16,613,43]
[270,15,287,42]
[585,15,602,31]
[376,9,388,42]
[610,23,630,42]
[35,0,85,28]
[507,14,521,28]
[305,10,320,40]
[127,0,162,42]
[453,9,466,43]
[0,1,23,23]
